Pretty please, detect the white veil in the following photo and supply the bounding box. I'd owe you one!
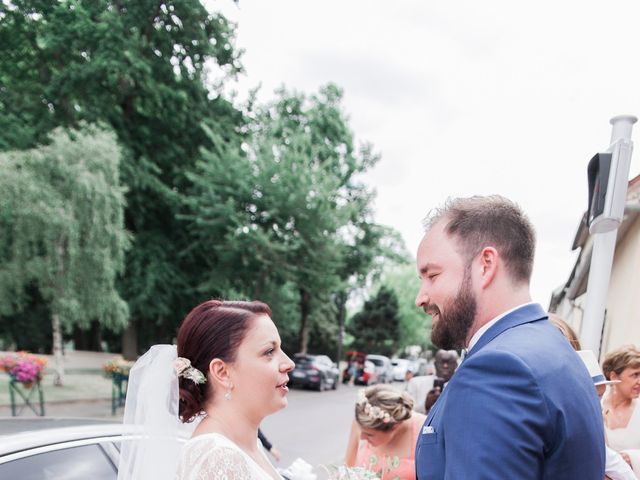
[117,345,199,480]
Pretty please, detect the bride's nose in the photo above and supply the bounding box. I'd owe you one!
[281,352,295,372]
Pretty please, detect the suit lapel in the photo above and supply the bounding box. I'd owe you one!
[466,303,547,360]
[425,305,546,430]
[425,384,447,426]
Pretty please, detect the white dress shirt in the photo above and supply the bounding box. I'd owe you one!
[467,302,537,351]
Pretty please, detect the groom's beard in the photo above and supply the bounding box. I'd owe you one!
[430,271,477,351]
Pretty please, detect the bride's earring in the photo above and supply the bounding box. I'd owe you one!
[225,384,233,401]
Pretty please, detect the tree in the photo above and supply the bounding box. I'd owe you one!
[0,127,129,384]
[348,286,401,356]
[376,263,433,353]
[0,0,244,357]
[184,84,400,355]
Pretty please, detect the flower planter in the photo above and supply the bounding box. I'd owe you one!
[9,378,45,417]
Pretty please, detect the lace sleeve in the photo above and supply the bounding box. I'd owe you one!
[176,439,254,480]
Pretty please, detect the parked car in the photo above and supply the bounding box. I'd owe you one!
[342,350,367,384]
[353,360,379,386]
[289,354,340,391]
[391,358,411,381]
[0,418,129,479]
[365,354,393,383]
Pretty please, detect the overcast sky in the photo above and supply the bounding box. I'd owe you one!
[209,0,640,305]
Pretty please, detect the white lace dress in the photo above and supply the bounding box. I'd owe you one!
[176,433,280,480]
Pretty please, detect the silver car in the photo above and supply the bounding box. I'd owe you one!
[365,354,393,383]
[0,418,130,479]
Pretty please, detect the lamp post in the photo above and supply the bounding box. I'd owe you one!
[581,115,637,357]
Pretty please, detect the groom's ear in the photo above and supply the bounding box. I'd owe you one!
[478,246,498,288]
[208,358,231,388]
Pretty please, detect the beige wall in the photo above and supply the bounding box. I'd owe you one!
[555,216,640,358]
[600,217,640,354]
[556,295,584,336]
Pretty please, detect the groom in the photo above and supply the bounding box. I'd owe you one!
[414,196,605,479]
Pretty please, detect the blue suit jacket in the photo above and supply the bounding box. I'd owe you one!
[416,304,605,479]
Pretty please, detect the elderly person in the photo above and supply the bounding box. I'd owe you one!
[345,385,426,479]
[602,345,640,474]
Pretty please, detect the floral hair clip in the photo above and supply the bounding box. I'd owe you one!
[357,389,392,424]
[174,357,206,385]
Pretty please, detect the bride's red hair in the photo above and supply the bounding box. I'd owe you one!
[176,299,271,423]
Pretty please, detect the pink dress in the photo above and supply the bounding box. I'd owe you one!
[354,421,418,480]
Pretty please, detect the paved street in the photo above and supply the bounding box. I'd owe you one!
[262,384,361,472]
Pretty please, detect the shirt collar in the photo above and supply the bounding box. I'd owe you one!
[466,302,536,351]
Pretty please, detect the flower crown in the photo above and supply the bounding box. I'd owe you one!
[174,357,206,385]
[357,389,392,424]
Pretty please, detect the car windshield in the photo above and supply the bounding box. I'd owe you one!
[293,356,314,365]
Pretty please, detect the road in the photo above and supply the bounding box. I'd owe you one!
[261,383,361,475]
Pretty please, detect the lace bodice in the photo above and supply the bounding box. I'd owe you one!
[176,433,279,480]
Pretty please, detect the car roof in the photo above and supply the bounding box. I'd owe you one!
[0,418,127,457]
[0,417,116,436]
[366,354,389,360]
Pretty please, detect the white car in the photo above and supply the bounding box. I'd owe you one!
[0,418,129,479]
[391,358,411,381]
[365,354,393,383]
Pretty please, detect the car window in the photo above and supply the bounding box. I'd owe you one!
[368,359,383,366]
[293,356,312,365]
[0,444,116,480]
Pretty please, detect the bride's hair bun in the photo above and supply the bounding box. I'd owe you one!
[176,299,271,422]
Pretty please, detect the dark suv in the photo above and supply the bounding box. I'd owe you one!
[289,354,340,391]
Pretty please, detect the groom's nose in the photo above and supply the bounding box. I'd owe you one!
[415,286,429,309]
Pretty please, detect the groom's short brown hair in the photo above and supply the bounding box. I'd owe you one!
[423,195,536,284]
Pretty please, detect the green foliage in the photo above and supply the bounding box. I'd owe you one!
[0,126,129,335]
[0,0,241,155]
[0,2,404,357]
[348,285,401,356]
[184,84,400,353]
[376,263,432,353]
[0,0,244,353]
[0,286,51,352]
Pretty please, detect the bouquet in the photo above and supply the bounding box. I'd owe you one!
[280,459,379,480]
[321,465,379,480]
[0,352,48,385]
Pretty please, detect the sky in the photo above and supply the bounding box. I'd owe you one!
[208,0,640,305]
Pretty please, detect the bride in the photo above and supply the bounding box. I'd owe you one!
[117,299,295,480]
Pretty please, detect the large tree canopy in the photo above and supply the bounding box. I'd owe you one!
[184,84,399,354]
[0,126,129,382]
[0,2,405,361]
[0,0,246,355]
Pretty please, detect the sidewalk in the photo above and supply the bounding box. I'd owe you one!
[1,350,125,420]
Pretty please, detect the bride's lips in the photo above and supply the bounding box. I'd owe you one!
[276,378,289,394]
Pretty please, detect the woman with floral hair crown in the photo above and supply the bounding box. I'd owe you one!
[345,384,426,480]
[117,299,295,480]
